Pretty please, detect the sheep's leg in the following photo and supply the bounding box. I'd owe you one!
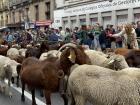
[16,66,21,87]
[44,90,51,105]
[74,95,85,105]
[21,81,25,102]
[11,77,14,84]
[31,89,37,105]
[59,77,68,105]
[7,77,12,98]
[61,94,68,105]
[70,92,75,105]
[16,76,19,87]
[39,89,44,97]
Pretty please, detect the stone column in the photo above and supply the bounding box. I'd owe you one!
[128,8,134,23]
[68,16,71,28]
[76,15,80,28]
[98,12,103,26]
[86,13,90,26]
[112,10,117,29]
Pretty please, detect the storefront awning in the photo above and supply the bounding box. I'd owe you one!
[35,20,52,26]
[7,22,24,28]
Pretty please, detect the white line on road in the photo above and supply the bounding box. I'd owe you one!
[5,80,46,105]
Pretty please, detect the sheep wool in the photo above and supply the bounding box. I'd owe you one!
[84,50,108,66]
[69,65,140,105]
[39,50,61,61]
[7,48,19,59]
[19,48,27,57]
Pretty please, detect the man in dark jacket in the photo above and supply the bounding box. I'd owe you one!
[99,26,106,51]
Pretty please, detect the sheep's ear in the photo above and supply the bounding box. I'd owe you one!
[107,59,115,65]
[3,64,10,69]
[68,49,76,63]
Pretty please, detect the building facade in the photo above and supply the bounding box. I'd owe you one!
[53,0,140,29]
[0,0,55,29]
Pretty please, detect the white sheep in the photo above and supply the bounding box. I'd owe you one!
[102,54,129,70]
[0,55,20,97]
[19,48,27,57]
[7,48,19,60]
[39,50,62,61]
[84,49,108,66]
[69,64,140,105]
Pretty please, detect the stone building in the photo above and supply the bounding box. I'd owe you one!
[53,0,140,29]
[0,0,55,29]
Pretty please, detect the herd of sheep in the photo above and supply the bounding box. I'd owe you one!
[0,43,140,105]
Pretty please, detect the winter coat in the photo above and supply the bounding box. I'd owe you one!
[113,28,139,49]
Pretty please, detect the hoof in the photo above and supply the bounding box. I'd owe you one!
[40,90,44,97]
[16,84,19,87]
[9,95,12,98]
[11,77,14,84]
[21,95,25,102]
[40,93,44,97]
[9,92,13,98]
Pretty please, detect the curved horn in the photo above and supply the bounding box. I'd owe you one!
[57,70,64,78]
[56,43,77,56]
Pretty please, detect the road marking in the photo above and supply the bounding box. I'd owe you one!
[5,80,46,105]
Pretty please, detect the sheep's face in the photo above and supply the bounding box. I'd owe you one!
[106,55,129,70]
[5,61,19,77]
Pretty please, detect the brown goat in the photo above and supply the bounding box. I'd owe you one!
[16,57,39,87]
[114,48,130,56]
[20,57,65,105]
[114,48,140,67]
[0,46,9,56]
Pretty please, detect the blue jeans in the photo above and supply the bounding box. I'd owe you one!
[100,43,106,51]
[94,36,100,50]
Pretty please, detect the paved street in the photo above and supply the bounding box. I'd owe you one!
[0,83,92,105]
[0,83,65,105]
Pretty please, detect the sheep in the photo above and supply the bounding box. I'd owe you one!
[0,55,20,86]
[84,49,108,66]
[58,43,129,72]
[39,50,62,61]
[0,45,9,56]
[68,64,140,105]
[0,56,19,97]
[7,48,19,60]
[102,54,129,70]
[19,48,27,57]
[0,63,13,97]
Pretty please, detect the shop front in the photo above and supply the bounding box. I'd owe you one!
[54,0,140,28]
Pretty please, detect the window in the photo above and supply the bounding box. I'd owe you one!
[45,2,50,19]
[35,5,39,21]
[12,12,15,23]
[46,2,50,12]
[45,11,50,19]
[1,16,3,26]
[26,8,29,21]
[6,15,8,24]
[19,11,21,22]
